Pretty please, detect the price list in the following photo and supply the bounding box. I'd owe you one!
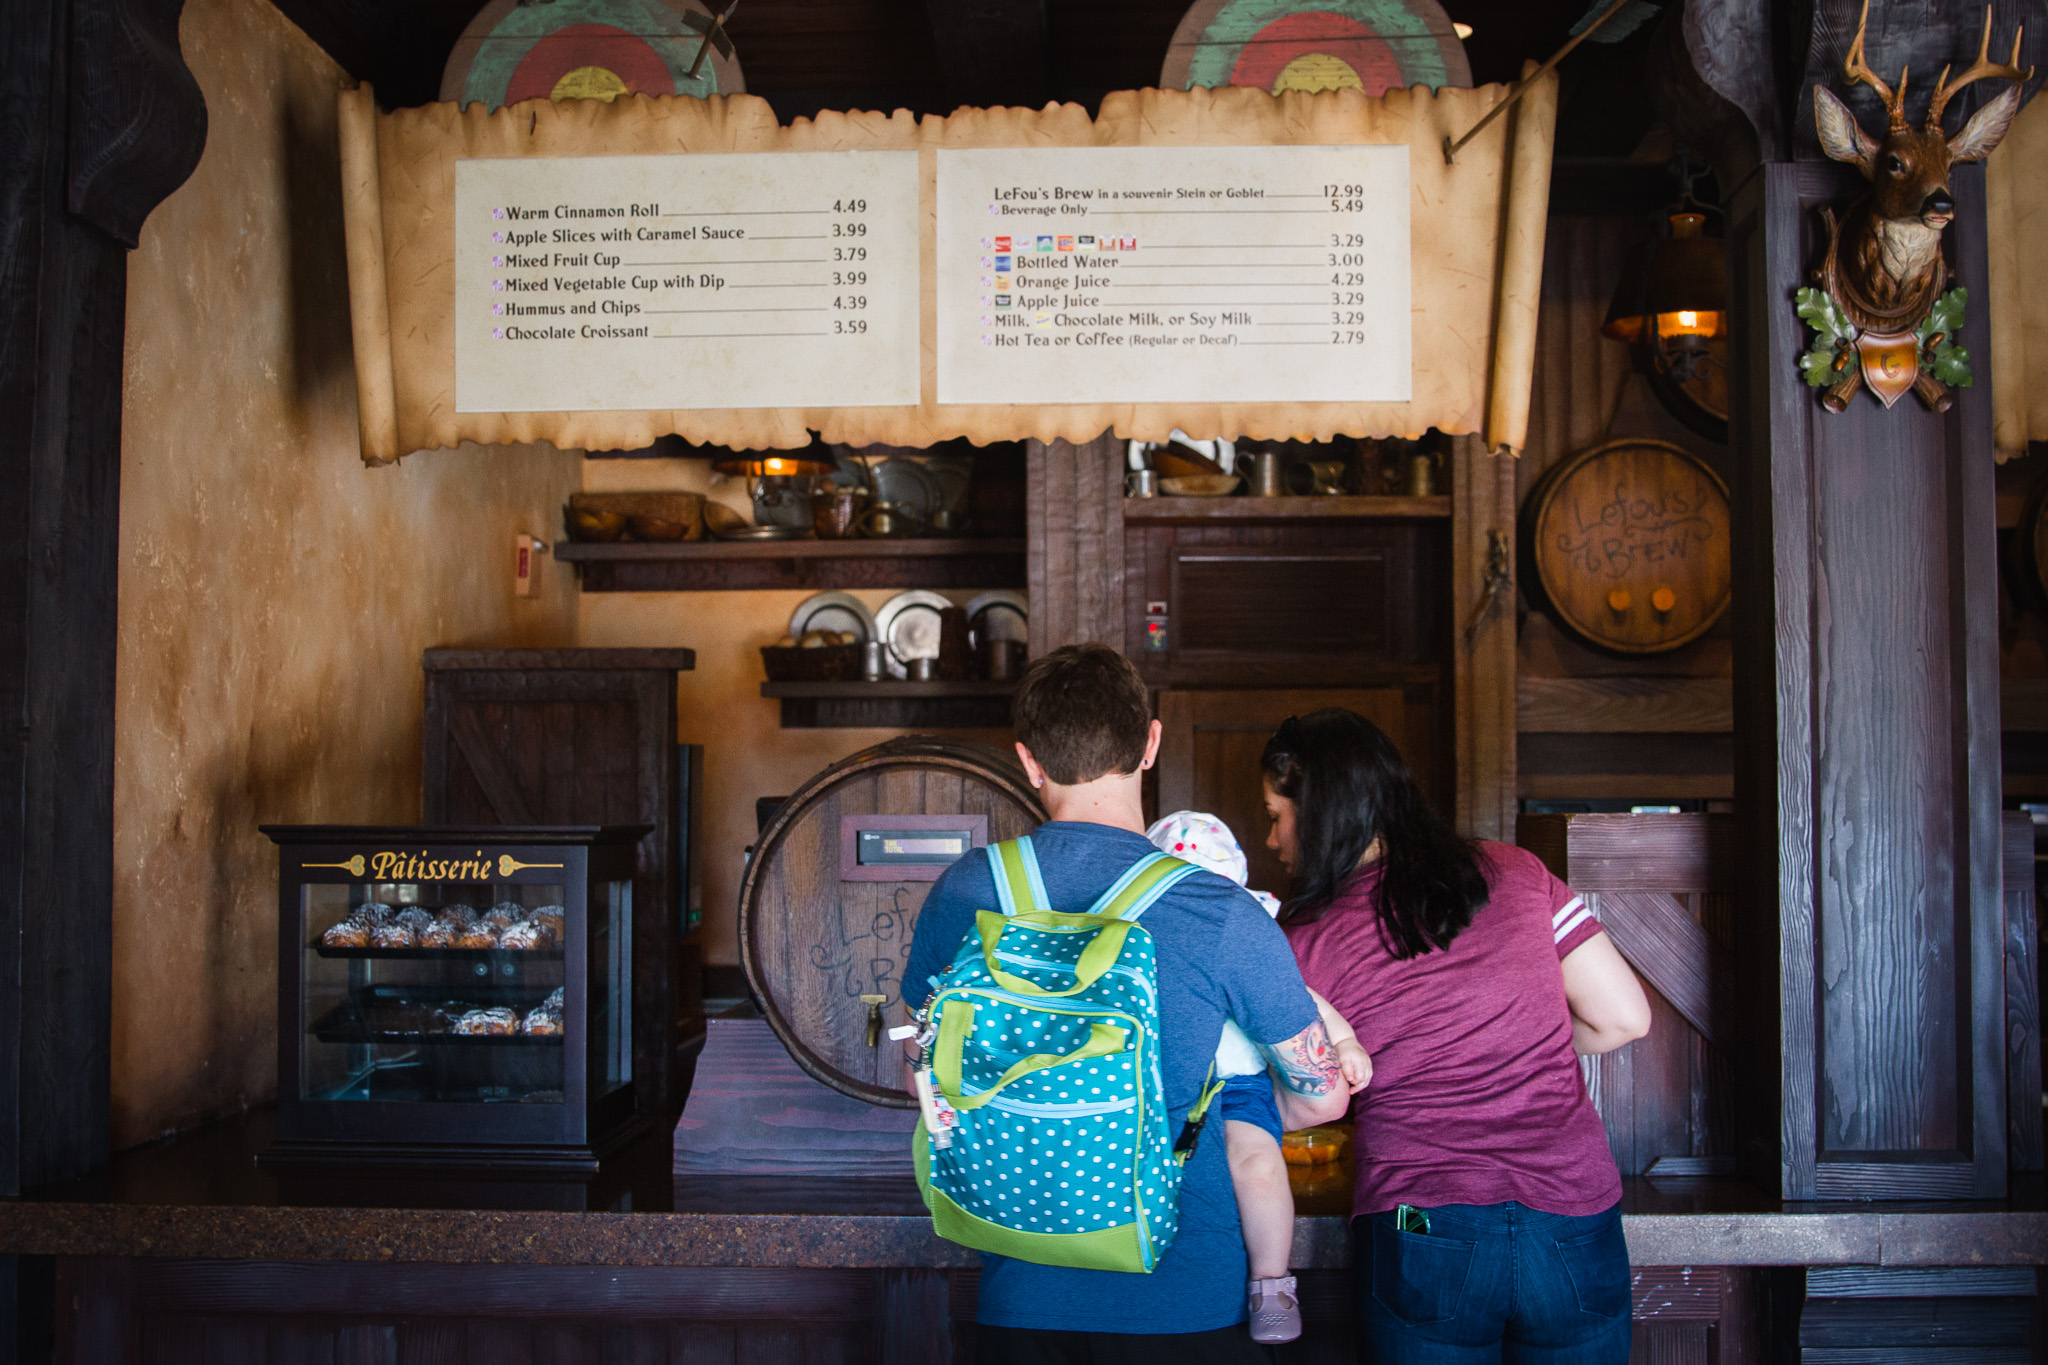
[454,152,919,413]
[934,145,1409,406]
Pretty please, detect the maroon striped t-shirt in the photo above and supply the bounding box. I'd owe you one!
[1285,841,1619,1218]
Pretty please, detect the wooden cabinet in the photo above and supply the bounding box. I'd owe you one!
[422,648,701,1119]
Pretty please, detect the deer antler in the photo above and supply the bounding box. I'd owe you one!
[1845,0,1912,130]
[1926,6,2032,132]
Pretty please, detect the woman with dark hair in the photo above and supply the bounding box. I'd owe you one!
[1263,708,1650,1364]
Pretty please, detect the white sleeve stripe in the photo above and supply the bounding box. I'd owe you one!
[1550,895,1586,927]
[1553,906,1594,943]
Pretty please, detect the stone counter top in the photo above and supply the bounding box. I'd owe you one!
[3,1111,2043,1270]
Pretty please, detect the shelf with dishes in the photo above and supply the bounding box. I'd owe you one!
[760,590,1026,728]
[561,444,1028,591]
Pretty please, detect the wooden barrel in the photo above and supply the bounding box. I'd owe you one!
[1527,439,1731,654]
[738,737,1044,1107]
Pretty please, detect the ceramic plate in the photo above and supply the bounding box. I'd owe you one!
[875,590,953,677]
[789,591,877,645]
[965,591,1029,646]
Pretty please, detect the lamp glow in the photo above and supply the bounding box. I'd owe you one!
[1453,21,1473,38]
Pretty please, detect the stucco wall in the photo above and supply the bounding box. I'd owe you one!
[112,0,581,1147]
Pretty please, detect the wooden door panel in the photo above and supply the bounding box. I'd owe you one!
[1157,688,1410,899]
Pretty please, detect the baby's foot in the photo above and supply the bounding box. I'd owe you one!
[1248,1274,1301,1344]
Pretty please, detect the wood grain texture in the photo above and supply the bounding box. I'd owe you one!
[0,0,201,1192]
[424,663,690,1118]
[1026,436,1125,657]
[1452,434,1517,841]
[737,740,1040,1106]
[1121,495,1450,522]
[557,540,1026,595]
[1730,158,2009,1199]
[2001,813,2042,1172]
[1593,892,1718,1043]
[1519,814,1734,1177]
[1158,688,1407,896]
[1517,676,1733,734]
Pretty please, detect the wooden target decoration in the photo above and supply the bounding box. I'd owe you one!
[440,0,744,110]
[1526,440,1732,655]
[1161,0,1472,96]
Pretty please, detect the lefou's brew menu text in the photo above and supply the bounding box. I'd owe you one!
[936,145,1410,406]
[453,145,1411,414]
[455,151,922,413]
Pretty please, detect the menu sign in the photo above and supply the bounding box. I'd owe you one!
[454,151,920,412]
[934,145,1410,406]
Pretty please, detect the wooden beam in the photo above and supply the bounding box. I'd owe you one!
[0,0,203,1197]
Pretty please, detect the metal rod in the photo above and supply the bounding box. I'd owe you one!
[1442,0,1635,164]
[686,0,739,79]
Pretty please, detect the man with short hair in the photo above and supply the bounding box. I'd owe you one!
[902,643,1348,1362]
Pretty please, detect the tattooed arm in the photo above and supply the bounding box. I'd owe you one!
[1261,1019,1352,1130]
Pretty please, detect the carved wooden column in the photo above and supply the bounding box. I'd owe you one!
[1719,44,2013,1196]
[0,0,204,1201]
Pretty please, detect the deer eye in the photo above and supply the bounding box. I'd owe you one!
[1885,154,1906,175]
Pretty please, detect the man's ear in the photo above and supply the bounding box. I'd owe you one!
[1139,718,1163,771]
[1015,741,1047,789]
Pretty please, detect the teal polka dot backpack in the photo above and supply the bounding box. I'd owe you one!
[909,836,1222,1273]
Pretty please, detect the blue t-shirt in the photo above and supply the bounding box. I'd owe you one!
[902,820,1319,1334]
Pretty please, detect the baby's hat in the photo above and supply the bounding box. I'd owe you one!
[1145,810,1249,887]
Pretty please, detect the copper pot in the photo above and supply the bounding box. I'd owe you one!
[813,486,868,540]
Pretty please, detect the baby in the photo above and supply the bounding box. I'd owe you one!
[1146,810,1372,1345]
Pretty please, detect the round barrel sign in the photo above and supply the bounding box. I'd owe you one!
[739,738,1044,1108]
[1529,440,1731,655]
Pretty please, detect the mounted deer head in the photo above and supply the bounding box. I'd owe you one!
[1798,3,2033,413]
[1814,3,2030,254]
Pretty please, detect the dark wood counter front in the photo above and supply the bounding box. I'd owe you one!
[6,1112,2045,1363]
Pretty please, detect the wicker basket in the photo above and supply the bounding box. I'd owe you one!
[761,644,862,682]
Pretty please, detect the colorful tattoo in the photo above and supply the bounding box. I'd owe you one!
[1262,1020,1342,1096]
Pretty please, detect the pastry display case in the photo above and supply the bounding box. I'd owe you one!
[261,826,649,1171]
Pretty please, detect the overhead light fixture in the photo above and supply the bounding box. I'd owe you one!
[1601,210,1726,383]
[1452,21,1473,39]
[712,434,838,526]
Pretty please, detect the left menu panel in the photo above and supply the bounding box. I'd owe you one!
[455,152,921,413]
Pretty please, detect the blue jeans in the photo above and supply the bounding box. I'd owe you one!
[1352,1201,1632,1364]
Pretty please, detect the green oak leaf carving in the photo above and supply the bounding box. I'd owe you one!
[1795,286,1855,388]
[1916,287,1971,388]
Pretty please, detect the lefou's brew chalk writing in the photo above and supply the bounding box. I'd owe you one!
[455,151,919,413]
[936,145,1409,406]
[807,887,913,1005]
[1555,476,1716,579]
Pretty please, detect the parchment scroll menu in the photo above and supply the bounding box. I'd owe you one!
[937,146,1409,406]
[335,82,1556,461]
[455,153,918,412]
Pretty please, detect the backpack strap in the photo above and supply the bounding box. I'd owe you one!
[1087,851,1201,922]
[986,837,1051,916]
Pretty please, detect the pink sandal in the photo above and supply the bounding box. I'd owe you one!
[1248,1275,1302,1343]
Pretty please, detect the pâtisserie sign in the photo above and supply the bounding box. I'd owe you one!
[300,851,565,880]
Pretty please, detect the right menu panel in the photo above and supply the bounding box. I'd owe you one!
[936,144,1410,406]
